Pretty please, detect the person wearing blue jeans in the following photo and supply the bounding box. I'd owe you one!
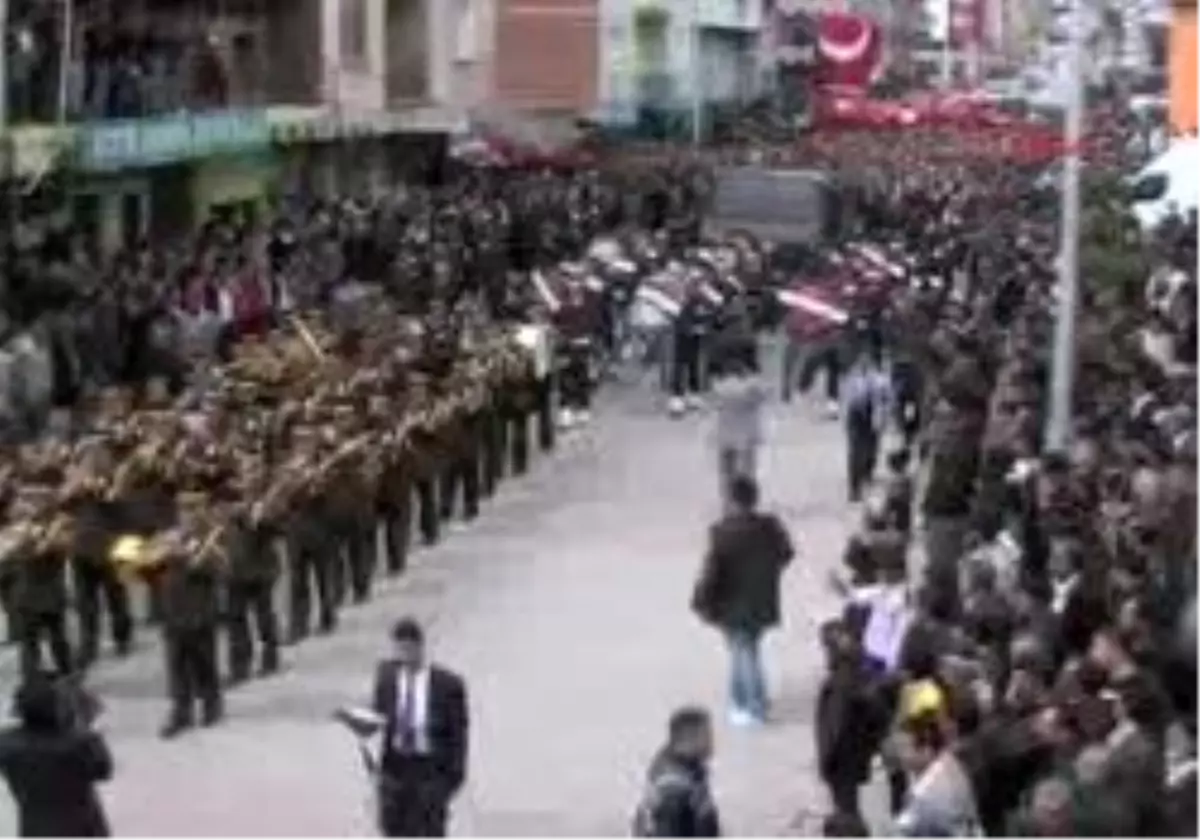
[725,628,768,721]
[691,476,795,727]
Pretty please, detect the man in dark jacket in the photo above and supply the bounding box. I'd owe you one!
[816,623,887,819]
[633,706,720,837]
[692,476,794,725]
[0,676,113,837]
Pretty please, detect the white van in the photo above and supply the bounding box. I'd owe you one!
[1130,138,1199,233]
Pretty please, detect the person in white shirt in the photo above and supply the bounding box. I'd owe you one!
[370,619,469,837]
[710,342,767,509]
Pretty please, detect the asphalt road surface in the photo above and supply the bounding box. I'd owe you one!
[0,340,884,836]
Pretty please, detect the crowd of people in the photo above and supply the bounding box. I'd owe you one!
[791,131,1198,836]
[607,120,1196,837]
[0,102,1194,837]
[0,157,715,713]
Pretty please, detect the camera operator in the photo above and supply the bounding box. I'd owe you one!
[0,674,112,837]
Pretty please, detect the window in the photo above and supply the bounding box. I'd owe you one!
[453,0,478,62]
[340,0,369,69]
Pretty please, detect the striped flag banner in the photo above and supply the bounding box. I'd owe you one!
[636,284,684,317]
[531,271,561,312]
[777,289,850,324]
[699,283,724,306]
[852,243,906,278]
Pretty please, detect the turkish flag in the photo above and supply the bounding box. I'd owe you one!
[815,12,882,90]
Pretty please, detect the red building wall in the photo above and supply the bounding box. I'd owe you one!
[493,0,599,113]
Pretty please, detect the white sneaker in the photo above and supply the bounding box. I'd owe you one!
[668,397,686,417]
[576,410,592,425]
[557,408,577,429]
[685,394,703,411]
[728,708,758,728]
[823,400,840,419]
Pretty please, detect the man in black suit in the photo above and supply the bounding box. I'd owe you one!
[371,618,469,837]
[0,675,113,837]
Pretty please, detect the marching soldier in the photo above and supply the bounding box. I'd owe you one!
[8,487,74,679]
[556,278,600,429]
[283,427,338,642]
[156,491,224,738]
[223,463,282,685]
[439,369,484,524]
[325,406,377,605]
[374,394,415,576]
[64,444,134,666]
[409,373,446,547]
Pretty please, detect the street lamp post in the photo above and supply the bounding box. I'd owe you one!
[1045,0,1085,453]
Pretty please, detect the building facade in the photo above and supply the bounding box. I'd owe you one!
[597,0,765,126]
[3,0,486,253]
[493,0,599,114]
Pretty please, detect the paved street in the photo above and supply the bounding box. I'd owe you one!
[0,343,880,836]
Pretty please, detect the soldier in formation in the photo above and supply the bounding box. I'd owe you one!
[0,305,547,738]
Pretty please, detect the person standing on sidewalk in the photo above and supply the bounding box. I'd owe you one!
[691,476,794,726]
[632,706,721,837]
[841,350,892,502]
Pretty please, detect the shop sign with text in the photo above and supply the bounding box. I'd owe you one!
[76,110,271,172]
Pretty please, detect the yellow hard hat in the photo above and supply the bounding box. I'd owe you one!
[901,678,946,720]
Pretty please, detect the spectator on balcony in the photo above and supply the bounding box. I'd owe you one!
[188,35,229,112]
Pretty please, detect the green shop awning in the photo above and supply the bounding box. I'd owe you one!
[267,106,462,147]
[75,110,271,173]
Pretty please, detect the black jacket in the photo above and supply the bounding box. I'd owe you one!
[0,726,112,837]
[693,511,794,633]
[371,661,469,800]
[634,750,720,838]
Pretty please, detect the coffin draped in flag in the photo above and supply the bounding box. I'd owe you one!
[848,242,907,280]
[631,271,687,330]
[530,269,567,313]
[779,280,850,342]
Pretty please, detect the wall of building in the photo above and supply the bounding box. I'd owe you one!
[321,0,389,111]
[494,0,600,112]
[597,0,763,124]
[1169,2,1197,132]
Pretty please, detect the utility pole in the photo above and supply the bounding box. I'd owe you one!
[690,0,702,146]
[1045,0,1085,453]
[0,0,11,253]
[940,0,954,88]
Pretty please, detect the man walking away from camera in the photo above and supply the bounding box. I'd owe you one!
[691,477,794,726]
[632,706,721,837]
[0,676,113,837]
[710,342,767,509]
[371,618,469,837]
